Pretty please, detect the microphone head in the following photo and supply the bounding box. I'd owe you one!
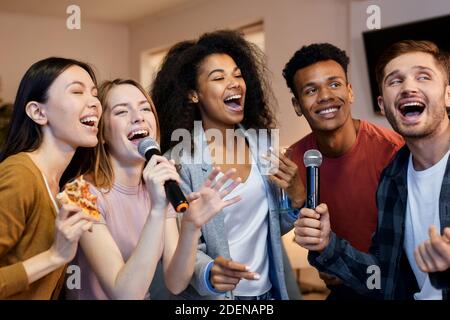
[138,138,160,158]
[303,149,323,167]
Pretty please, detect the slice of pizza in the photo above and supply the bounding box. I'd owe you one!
[56,175,101,220]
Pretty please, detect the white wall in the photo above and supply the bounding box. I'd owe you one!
[0,12,130,103]
[130,0,349,147]
[349,0,450,128]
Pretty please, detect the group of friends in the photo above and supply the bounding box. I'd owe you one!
[0,29,449,300]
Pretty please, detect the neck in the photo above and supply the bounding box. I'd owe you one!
[27,135,76,192]
[407,121,450,171]
[109,156,145,187]
[315,118,359,157]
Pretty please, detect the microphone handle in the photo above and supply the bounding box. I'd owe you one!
[306,166,319,209]
[164,180,189,213]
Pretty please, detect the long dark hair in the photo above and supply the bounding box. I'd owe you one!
[151,30,277,153]
[0,57,97,162]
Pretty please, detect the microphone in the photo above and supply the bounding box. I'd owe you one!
[303,149,322,209]
[138,138,189,213]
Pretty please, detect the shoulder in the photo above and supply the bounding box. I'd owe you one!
[0,153,41,190]
[360,120,404,150]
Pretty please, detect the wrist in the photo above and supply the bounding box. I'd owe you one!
[47,247,67,268]
[181,219,202,234]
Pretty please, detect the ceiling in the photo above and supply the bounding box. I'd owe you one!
[0,0,198,23]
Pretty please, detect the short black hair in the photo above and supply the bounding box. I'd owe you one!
[282,43,350,97]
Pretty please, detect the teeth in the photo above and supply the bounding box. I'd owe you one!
[80,116,98,124]
[318,107,338,115]
[400,102,424,108]
[128,129,149,139]
[224,94,241,102]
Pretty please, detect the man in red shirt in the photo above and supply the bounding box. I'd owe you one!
[281,43,404,299]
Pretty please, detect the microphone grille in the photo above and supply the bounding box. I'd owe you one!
[138,138,160,158]
[303,149,323,167]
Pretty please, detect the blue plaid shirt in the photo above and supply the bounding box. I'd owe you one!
[309,145,450,300]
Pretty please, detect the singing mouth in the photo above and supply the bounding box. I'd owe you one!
[397,101,426,117]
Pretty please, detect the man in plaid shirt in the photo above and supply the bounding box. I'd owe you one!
[294,40,450,300]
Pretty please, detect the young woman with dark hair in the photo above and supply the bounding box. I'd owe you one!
[0,57,101,299]
[152,30,301,300]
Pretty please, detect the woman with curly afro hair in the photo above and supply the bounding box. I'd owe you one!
[151,30,303,300]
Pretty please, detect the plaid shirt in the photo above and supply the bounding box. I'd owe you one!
[309,145,450,300]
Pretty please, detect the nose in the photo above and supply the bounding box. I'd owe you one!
[317,87,333,104]
[88,95,101,114]
[400,77,419,96]
[227,78,240,89]
[131,109,144,124]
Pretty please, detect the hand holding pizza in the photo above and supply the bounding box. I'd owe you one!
[50,176,100,264]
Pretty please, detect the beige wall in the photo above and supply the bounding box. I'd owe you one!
[349,0,450,129]
[0,12,130,103]
[130,0,349,147]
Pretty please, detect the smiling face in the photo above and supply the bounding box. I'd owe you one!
[193,53,246,130]
[378,52,450,139]
[44,65,102,148]
[292,60,354,132]
[103,83,157,164]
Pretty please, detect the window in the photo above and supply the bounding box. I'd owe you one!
[140,21,265,91]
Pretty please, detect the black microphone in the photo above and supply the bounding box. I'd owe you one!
[138,138,189,213]
[303,149,322,209]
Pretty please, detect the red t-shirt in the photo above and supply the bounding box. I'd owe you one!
[290,120,404,252]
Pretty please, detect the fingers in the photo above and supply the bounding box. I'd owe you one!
[204,167,221,188]
[414,247,428,272]
[297,208,320,220]
[210,168,237,191]
[418,241,438,272]
[223,195,241,207]
[219,178,241,198]
[58,204,82,220]
[215,256,249,271]
[186,192,201,202]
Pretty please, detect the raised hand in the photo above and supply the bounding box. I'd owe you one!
[414,226,450,273]
[294,203,331,252]
[210,256,260,292]
[263,148,305,208]
[183,167,241,229]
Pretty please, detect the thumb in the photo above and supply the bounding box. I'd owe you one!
[315,203,328,215]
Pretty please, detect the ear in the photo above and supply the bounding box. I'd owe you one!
[347,83,355,104]
[445,84,450,108]
[291,97,303,117]
[377,96,386,116]
[25,101,48,125]
[188,90,199,104]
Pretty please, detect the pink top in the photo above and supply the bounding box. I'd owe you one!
[66,181,177,300]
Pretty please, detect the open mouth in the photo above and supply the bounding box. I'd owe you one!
[223,94,243,112]
[127,129,149,144]
[315,106,340,118]
[397,101,425,118]
[80,115,98,127]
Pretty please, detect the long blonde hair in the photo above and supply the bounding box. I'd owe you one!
[87,79,160,190]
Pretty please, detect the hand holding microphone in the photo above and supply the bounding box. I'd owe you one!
[294,149,331,252]
[138,138,189,213]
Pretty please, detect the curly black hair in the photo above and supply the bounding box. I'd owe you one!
[151,30,277,153]
[282,43,350,98]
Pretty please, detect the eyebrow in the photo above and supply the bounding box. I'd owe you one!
[384,66,437,83]
[111,100,149,109]
[302,76,345,89]
[66,81,97,91]
[207,67,240,78]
